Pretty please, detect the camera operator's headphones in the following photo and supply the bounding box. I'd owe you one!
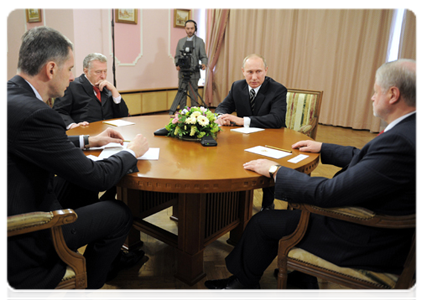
[185,19,197,32]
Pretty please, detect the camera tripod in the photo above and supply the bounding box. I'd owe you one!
[169,70,207,115]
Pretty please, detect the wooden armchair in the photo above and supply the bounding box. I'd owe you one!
[277,203,415,289]
[7,209,87,289]
[286,89,323,140]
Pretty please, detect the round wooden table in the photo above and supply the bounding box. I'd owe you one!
[68,115,319,285]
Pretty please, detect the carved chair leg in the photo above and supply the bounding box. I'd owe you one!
[277,256,289,289]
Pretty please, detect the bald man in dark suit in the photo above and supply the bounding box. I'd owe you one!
[216,54,287,210]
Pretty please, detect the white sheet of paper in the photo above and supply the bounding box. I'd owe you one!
[102,120,135,127]
[230,127,264,134]
[97,143,160,160]
[288,154,309,163]
[245,146,291,159]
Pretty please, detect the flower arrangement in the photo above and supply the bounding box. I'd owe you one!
[165,106,221,139]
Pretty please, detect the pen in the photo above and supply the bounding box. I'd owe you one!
[265,145,292,153]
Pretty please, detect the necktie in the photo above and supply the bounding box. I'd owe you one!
[93,86,101,102]
[250,89,256,112]
[377,130,384,136]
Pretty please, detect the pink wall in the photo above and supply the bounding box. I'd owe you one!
[7,9,207,91]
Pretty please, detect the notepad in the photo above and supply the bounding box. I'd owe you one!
[230,127,264,134]
[103,120,135,127]
[245,146,292,159]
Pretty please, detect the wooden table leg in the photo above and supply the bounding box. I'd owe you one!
[174,193,206,285]
[227,190,254,245]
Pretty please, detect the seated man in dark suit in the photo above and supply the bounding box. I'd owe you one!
[8,26,148,289]
[53,52,129,130]
[215,54,287,210]
[205,59,416,289]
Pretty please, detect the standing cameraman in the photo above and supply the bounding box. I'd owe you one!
[170,19,208,115]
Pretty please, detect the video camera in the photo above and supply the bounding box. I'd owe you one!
[176,41,200,71]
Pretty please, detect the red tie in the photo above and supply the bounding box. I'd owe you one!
[377,130,384,136]
[93,86,101,102]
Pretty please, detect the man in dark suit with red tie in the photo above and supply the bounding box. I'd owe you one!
[8,26,148,289]
[53,53,129,130]
[205,59,416,289]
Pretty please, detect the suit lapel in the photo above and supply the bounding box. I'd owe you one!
[240,81,253,115]
[253,77,269,115]
[80,74,103,106]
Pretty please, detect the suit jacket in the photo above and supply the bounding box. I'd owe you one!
[275,113,416,274]
[53,74,129,127]
[215,77,287,128]
[7,75,138,288]
[174,35,208,78]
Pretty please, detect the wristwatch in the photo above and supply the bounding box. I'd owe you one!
[269,164,282,178]
[83,135,90,149]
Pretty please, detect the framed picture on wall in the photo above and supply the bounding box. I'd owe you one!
[115,9,138,24]
[26,9,42,23]
[174,9,191,28]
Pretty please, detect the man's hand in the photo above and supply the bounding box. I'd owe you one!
[176,66,181,71]
[215,114,244,126]
[95,80,120,98]
[201,64,206,70]
[292,140,323,153]
[88,128,124,148]
[127,134,149,158]
[69,121,89,130]
[243,159,279,178]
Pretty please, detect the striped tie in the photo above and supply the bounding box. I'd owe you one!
[250,89,256,112]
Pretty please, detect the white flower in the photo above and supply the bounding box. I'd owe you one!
[197,115,209,126]
[185,116,197,124]
[191,111,201,118]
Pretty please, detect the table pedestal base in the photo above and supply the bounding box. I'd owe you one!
[118,188,254,285]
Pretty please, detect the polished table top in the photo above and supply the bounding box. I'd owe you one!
[68,115,319,193]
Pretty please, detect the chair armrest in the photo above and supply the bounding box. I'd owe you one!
[298,117,317,137]
[8,209,78,237]
[289,203,415,229]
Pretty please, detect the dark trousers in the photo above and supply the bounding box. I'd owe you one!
[225,209,301,286]
[54,177,132,289]
[261,186,275,208]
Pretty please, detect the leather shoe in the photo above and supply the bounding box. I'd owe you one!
[274,269,319,289]
[204,275,260,289]
[106,249,145,282]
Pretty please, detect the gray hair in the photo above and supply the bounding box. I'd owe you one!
[83,53,107,70]
[18,26,73,76]
[242,54,268,69]
[375,59,416,107]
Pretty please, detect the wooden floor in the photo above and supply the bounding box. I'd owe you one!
[101,124,377,291]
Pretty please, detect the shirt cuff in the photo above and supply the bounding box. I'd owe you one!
[122,148,137,158]
[244,117,251,128]
[79,135,84,149]
[113,95,122,104]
